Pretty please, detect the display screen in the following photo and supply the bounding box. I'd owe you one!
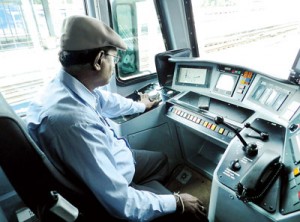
[176,66,210,87]
[214,73,239,96]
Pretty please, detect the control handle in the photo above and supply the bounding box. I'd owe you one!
[244,122,269,141]
[214,116,258,157]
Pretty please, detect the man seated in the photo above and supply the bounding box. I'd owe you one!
[26,15,207,221]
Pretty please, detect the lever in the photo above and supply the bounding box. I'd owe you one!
[244,122,269,141]
[214,116,258,157]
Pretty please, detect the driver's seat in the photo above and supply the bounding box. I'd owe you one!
[0,92,124,222]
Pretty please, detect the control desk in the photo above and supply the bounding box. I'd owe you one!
[165,58,300,222]
[112,57,300,222]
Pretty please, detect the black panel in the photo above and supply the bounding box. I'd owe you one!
[177,91,254,123]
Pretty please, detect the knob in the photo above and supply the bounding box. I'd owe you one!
[245,143,258,157]
[289,124,298,132]
[230,159,241,171]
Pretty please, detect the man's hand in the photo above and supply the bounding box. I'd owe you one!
[178,193,208,221]
[138,93,160,110]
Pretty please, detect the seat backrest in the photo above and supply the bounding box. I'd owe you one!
[0,93,121,221]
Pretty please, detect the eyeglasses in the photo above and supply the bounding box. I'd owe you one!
[105,53,120,64]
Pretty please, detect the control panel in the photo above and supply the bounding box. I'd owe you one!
[216,118,285,212]
[166,91,255,145]
[215,65,256,101]
[167,105,235,144]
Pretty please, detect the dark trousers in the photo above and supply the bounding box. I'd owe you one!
[130,149,171,194]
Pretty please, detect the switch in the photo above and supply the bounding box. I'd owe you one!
[293,167,300,177]
[230,159,241,171]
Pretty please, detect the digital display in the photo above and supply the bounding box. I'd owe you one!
[214,73,239,96]
[176,66,210,87]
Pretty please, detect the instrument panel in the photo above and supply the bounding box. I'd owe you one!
[166,58,300,222]
[171,60,257,102]
[170,58,300,122]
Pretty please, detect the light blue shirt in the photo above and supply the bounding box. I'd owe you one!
[26,69,176,221]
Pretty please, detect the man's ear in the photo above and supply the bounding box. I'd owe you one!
[93,51,104,71]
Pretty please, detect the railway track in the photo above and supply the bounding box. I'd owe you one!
[203,22,299,53]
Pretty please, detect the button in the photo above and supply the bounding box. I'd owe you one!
[203,121,208,127]
[196,118,201,124]
[228,132,235,138]
[223,129,229,136]
[294,167,300,177]
[237,89,243,94]
[210,124,216,130]
[230,159,241,171]
[193,116,198,122]
[207,123,212,129]
[218,128,224,134]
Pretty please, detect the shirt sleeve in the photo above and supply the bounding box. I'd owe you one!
[52,121,176,221]
[94,89,146,118]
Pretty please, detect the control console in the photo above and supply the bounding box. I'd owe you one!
[216,118,285,212]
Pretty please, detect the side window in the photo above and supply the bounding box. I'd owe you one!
[111,0,166,82]
[115,4,137,75]
[0,0,85,116]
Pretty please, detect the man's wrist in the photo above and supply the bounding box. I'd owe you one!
[174,192,184,214]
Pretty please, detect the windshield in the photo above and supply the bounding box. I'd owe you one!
[191,0,300,80]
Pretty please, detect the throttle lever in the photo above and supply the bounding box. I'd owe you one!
[244,122,269,141]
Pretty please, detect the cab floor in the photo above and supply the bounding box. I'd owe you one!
[165,165,212,211]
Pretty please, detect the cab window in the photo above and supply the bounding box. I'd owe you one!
[191,0,300,80]
[111,0,166,82]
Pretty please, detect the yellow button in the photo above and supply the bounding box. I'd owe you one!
[218,128,224,134]
[210,124,216,130]
[294,167,300,177]
[203,121,208,127]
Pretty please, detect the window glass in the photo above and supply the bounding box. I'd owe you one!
[0,0,85,115]
[111,0,166,81]
[191,0,300,80]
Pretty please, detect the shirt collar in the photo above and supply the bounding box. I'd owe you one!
[58,69,97,110]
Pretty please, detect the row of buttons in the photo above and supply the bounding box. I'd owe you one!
[235,71,254,94]
[169,106,235,138]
